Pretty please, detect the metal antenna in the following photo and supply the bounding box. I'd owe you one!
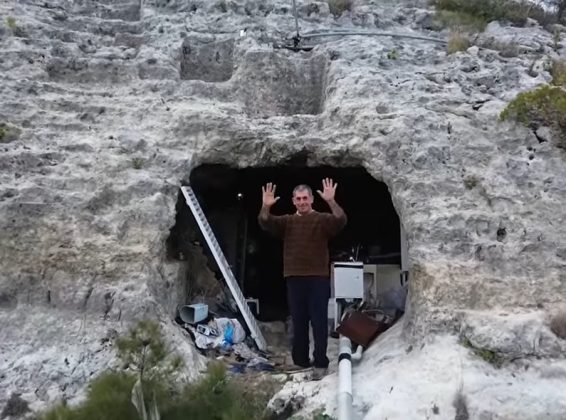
[291,0,301,45]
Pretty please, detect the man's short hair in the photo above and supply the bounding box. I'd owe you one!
[293,184,312,197]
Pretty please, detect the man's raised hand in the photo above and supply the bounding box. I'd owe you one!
[262,183,280,207]
[317,178,337,202]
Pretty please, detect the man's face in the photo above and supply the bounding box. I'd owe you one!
[292,189,314,214]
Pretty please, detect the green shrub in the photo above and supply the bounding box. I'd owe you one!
[553,28,561,51]
[115,320,183,383]
[430,0,548,31]
[447,32,470,54]
[74,372,138,420]
[527,5,560,27]
[552,59,566,87]
[42,372,138,420]
[500,85,566,146]
[42,364,278,420]
[327,0,352,17]
[41,321,279,420]
[162,363,273,420]
[42,405,75,420]
[435,9,488,32]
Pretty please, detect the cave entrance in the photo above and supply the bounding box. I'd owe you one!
[167,164,407,323]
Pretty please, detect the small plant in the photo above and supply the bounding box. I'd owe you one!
[115,320,183,383]
[495,41,520,57]
[553,28,562,52]
[527,59,538,77]
[447,32,470,54]
[0,122,21,143]
[0,124,7,142]
[500,85,566,146]
[501,1,530,26]
[132,157,144,169]
[327,0,352,17]
[6,16,17,31]
[460,337,504,368]
[531,6,560,26]
[387,49,399,60]
[551,59,566,87]
[463,175,480,190]
[312,408,336,420]
[5,16,26,37]
[559,0,566,22]
[216,0,228,13]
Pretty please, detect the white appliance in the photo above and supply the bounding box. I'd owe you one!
[332,261,364,299]
[330,261,364,329]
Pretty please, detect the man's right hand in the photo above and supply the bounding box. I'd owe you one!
[262,182,280,207]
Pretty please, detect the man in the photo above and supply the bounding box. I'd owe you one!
[258,178,347,380]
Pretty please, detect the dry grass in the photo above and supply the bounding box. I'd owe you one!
[435,9,489,32]
[552,59,566,87]
[495,41,520,57]
[447,32,471,54]
[327,0,352,17]
[431,0,559,31]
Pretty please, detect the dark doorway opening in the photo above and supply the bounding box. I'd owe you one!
[168,164,402,322]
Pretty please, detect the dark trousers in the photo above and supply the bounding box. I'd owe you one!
[286,276,331,368]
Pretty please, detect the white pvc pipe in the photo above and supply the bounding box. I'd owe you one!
[351,343,363,362]
[338,392,353,420]
[338,335,363,420]
[300,30,447,44]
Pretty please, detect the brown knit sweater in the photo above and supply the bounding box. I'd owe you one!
[258,210,347,278]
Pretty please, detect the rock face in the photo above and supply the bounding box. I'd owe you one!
[272,323,566,419]
[0,0,565,417]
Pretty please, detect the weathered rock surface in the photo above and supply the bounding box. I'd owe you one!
[0,0,565,417]
[273,323,566,419]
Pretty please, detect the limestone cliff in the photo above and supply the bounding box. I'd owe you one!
[1,0,565,418]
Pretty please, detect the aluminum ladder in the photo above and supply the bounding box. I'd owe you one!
[180,186,267,351]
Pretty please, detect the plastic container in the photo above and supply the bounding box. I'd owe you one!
[179,303,208,324]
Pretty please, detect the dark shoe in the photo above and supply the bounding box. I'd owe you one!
[280,364,312,374]
[311,367,328,381]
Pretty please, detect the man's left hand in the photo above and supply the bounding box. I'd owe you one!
[317,178,337,202]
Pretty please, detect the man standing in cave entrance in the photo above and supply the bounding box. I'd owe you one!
[258,178,347,380]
